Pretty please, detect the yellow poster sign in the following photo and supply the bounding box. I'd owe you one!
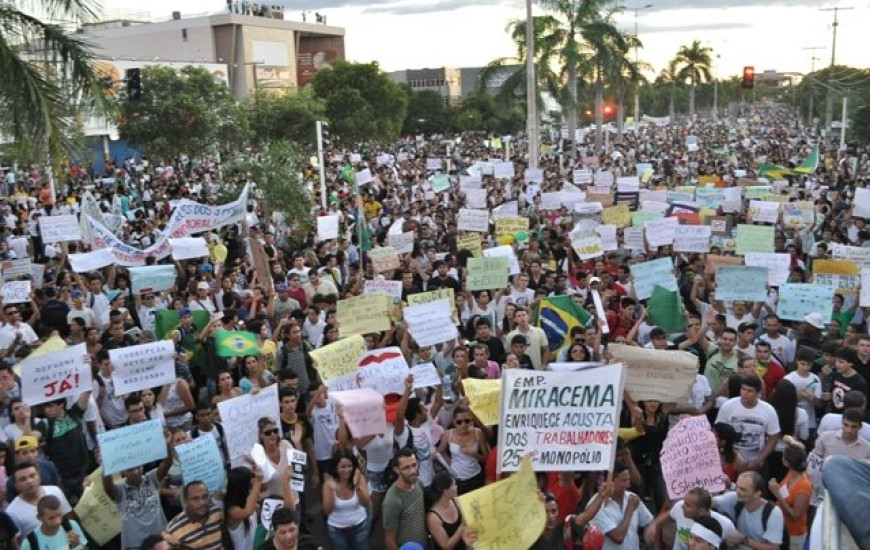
[813,259,859,295]
[462,378,501,426]
[697,175,720,187]
[457,233,483,257]
[602,204,631,227]
[456,458,546,550]
[406,288,459,325]
[74,468,121,546]
[337,294,392,336]
[309,334,367,381]
[495,217,529,241]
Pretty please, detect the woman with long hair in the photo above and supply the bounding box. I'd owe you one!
[322,447,370,550]
[426,472,465,550]
[629,399,674,512]
[251,418,296,502]
[435,406,489,494]
[4,398,38,443]
[239,355,274,394]
[212,369,242,406]
[768,438,811,550]
[225,466,264,550]
[767,379,809,481]
[714,422,746,482]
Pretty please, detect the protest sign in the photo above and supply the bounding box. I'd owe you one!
[363,279,403,304]
[812,259,859,295]
[854,188,870,218]
[176,435,226,493]
[661,416,727,499]
[540,192,563,211]
[861,268,870,307]
[831,243,870,265]
[616,176,640,193]
[498,365,624,472]
[582,156,600,168]
[457,458,546,550]
[456,233,483,257]
[316,215,340,241]
[630,257,677,300]
[426,158,443,171]
[404,299,458,347]
[494,217,529,241]
[624,227,645,250]
[782,201,815,228]
[68,248,116,273]
[640,189,668,204]
[748,200,780,224]
[593,170,614,187]
[368,246,400,273]
[492,161,514,179]
[777,284,835,322]
[1,259,31,280]
[310,335,367,391]
[714,266,769,302]
[467,257,509,291]
[74,467,121,546]
[457,209,489,232]
[355,168,372,185]
[705,254,743,275]
[459,175,482,189]
[109,340,175,395]
[736,224,774,255]
[218,384,280,466]
[524,168,543,183]
[570,219,604,260]
[1,281,30,304]
[357,347,410,395]
[744,253,790,286]
[490,201,518,219]
[632,210,663,227]
[20,343,91,406]
[168,237,209,260]
[597,225,618,251]
[407,288,459,324]
[248,238,274,293]
[388,232,415,255]
[129,265,176,294]
[482,245,520,276]
[602,204,631,227]
[98,419,168,474]
[744,186,773,200]
[644,216,679,248]
[331,388,388,438]
[462,378,501,426]
[573,169,593,184]
[337,294,391,337]
[585,188,613,207]
[288,449,306,492]
[464,188,487,209]
[411,363,442,389]
[575,202,606,216]
[39,214,82,243]
[607,344,697,403]
[673,225,712,253]
[431,174,451,193]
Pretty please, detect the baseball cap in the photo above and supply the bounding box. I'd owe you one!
[69,290,83,298]
[107,290,123,302]
[178,307,192,318]
[197,281,210,291]
[276,284,288,292]
[15,436,38,452]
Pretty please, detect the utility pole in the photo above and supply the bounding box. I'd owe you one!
[712,53,720,120]
[802,46,825,123]
[315,121,328,209]
[524,0,539,170]
[626,4,653,125]
[819,6,852,141]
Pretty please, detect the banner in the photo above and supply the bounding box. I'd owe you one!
[176,436,226,493]
[462,378,501,426]
[403,299,458,347]
[644,217,679,248]
[661,416,727,499]
[630,257,677,300]
[494,217,529,241]
[309,334,367,390]
[109,340,176,395]
[748,200,780,224]
[466,257,509,291]
[39,214,82,243]
[330,388,388,438]
[498,365,624,472]
[98,419,168,474]
[673,225,712,253]
[714,266,769,302]
[68,248,116,273]
[169,237,210,261]
[80,191,122,245]
[20,343,92,406]
[129,265,177,294]
[456,458,546,550]
[357,347,410,396]
[608,344,697,403]
[812,259,859,295]
[776,283,835,322]
[782,201,815,228]
[217,384,280,467]
[388,232,415,255]
[337,294,391,336]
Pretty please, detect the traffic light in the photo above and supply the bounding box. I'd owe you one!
[741,66,755,90]
[126,68,142,100]
[319,121,331,149]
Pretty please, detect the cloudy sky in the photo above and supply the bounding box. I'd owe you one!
[104,0,867,79]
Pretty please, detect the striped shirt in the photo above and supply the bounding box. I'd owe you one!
[163,508,223,550]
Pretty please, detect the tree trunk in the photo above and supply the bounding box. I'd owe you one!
[669,85,675,120]
[617,96,625,142]
[689,82,696,121]
[594,77,604,153]
[567,64,578,158]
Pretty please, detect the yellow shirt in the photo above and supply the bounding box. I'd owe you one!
[260,339,278,372]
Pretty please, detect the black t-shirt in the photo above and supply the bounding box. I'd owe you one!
[832,370,870,411]
[0,511,16,549]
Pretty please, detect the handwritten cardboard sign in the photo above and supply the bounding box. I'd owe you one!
[331,388,387,438]
[20,343,92,406]
[661,415,727,499]
[98,419,168,474]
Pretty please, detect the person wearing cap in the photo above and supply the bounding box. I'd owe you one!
[5,436,61,501]
[269,283,301,326]
[188,281,217,314]
[797,312,825,351]
[66,290,96,329]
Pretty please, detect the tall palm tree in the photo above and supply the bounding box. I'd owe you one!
[602,31,648,140]
[673,40,713,121]
[0,0,108,159]
[656,58,680,120]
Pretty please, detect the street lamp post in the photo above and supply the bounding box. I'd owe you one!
[524,0,539,170]
[712,53,720,119]
[819,6,852,142]
[627,4,652,125]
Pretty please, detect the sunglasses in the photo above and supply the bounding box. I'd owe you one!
[454,418,472,425]
[262,428,279,436]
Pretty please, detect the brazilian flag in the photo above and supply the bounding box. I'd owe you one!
[215,330,260,357]
[534,295,593,358]
[793,146,819,175]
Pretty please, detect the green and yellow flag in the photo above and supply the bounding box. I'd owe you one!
[215,330,260,357]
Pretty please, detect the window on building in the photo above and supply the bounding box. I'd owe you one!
[182,28,188,41]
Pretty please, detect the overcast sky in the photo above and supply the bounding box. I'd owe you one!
[103,0,867,79]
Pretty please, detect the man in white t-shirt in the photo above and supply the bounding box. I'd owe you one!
[505,309,549,371]
[6,462,72,538]
[715,374,780,470]
[757,314,795,367]
[644,487,737,550]
[395,376,444,488]
[66,290,97,328]
[507,273,535,310]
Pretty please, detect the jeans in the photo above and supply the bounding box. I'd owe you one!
[821,455,870,549]
[327,518,370,550]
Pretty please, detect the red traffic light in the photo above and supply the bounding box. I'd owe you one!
[742,66,755,89]
[603,105,613,115]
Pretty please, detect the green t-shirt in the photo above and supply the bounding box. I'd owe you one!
[382,480,427,546]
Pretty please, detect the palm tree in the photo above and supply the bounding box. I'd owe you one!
[0,1,108,159]
[602,31,648,141]
[656,58,680,120]
[673,40,713,120]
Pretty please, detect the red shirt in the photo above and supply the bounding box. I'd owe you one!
[547,472,581,519]
[758,360,787,399]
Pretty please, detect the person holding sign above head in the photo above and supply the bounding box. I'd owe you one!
[35,389,91,506]
[588,460,653,550]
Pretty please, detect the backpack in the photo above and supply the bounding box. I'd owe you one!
[732,500,789,550]
[26,519,74,550]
